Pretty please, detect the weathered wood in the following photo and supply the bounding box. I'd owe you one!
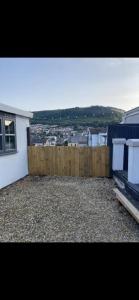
[74,147,79,177]
[113,188,139,223]
[28,146,110,177]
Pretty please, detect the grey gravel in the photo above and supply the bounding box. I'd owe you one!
[0,175,139,242]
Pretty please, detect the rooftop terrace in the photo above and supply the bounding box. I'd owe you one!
[0,176,139,242]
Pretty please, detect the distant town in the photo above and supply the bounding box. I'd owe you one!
[30,124,107,147]
[30,105,124,147]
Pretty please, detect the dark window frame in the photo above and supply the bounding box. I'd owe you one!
[0,112,17,155]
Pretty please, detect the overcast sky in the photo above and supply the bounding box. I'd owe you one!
[0,57,139,112]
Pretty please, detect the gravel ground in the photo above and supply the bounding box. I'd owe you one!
[0,175,139,242]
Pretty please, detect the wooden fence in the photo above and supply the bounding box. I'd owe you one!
[28,146,110,177]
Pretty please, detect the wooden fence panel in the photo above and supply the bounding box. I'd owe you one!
[28,146,110,177]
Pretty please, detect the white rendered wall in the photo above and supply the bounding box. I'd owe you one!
[98,134,105,146]
[0,115,29,189]
[88,132,92,146]
[112,139,126,171]
[127,140,139,184]
[92,134,98,146]
[112,144,124,170]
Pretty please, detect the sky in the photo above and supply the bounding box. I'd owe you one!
[0,57,139,112]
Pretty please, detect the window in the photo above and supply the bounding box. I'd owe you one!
[5,119,16,151]
[0,113,16,154]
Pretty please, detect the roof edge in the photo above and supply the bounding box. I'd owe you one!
[124,106,139,116]
[0,103,33,118]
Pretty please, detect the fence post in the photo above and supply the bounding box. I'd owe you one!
[112,138,126,171]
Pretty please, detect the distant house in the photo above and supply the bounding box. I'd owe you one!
[44,136,57,146]
[0,103,33,188]
[56,137,65,146]
[121,107,139,124]
[68,135,88,147]
[31,135,45,145]
[88,128,107,147]
[34,143,43,147]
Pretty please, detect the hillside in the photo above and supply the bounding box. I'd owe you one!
[31,105,124,127]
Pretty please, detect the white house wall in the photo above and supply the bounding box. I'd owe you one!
[88,133,92,146]
[92,134,98,146]
[0,115,29,189]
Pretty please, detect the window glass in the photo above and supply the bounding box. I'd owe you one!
[5,136,16,151]
[5,120,15,134]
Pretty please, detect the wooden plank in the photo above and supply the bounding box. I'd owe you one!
[49,147,52,176]
[50,146,55,176]
[96,147,102,177]
[91,147,96,177]
[41,147,45,175]
[70,147,75,176]
[83,147,89,177]
[98,146,109,177]
[87,147,90,177]
[52,146,56,176]
[49,146,53,175]
[65,146,70,176]
[61,147,65,176]
[88,147,92,177]
[69,147,72,176]
[60,146,63,175]
[37,147,41,175]
[54,146,58,175]
[99,146,106,177]
[74,147,79,177]
[87,147,92,177]
[57,147,62,176]
[63,146,67,176]
[90,147,93,177]
[113,188,139,223]
[55,147,58,176]
[34,147,39,175]
[45,146,50,175]
[79,147,84,177]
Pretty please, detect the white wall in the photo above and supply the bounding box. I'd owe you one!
[0,115,29,189]
[112,143,125,171]
[88,132,92,146]
[126,140,139,184]
[98,134,107,146]
[92,134,98,146]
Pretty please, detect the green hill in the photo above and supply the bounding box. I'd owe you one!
[31,105,124,127]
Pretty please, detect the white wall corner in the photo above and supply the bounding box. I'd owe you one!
[126,139,139,184]
[112,138,126,171]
